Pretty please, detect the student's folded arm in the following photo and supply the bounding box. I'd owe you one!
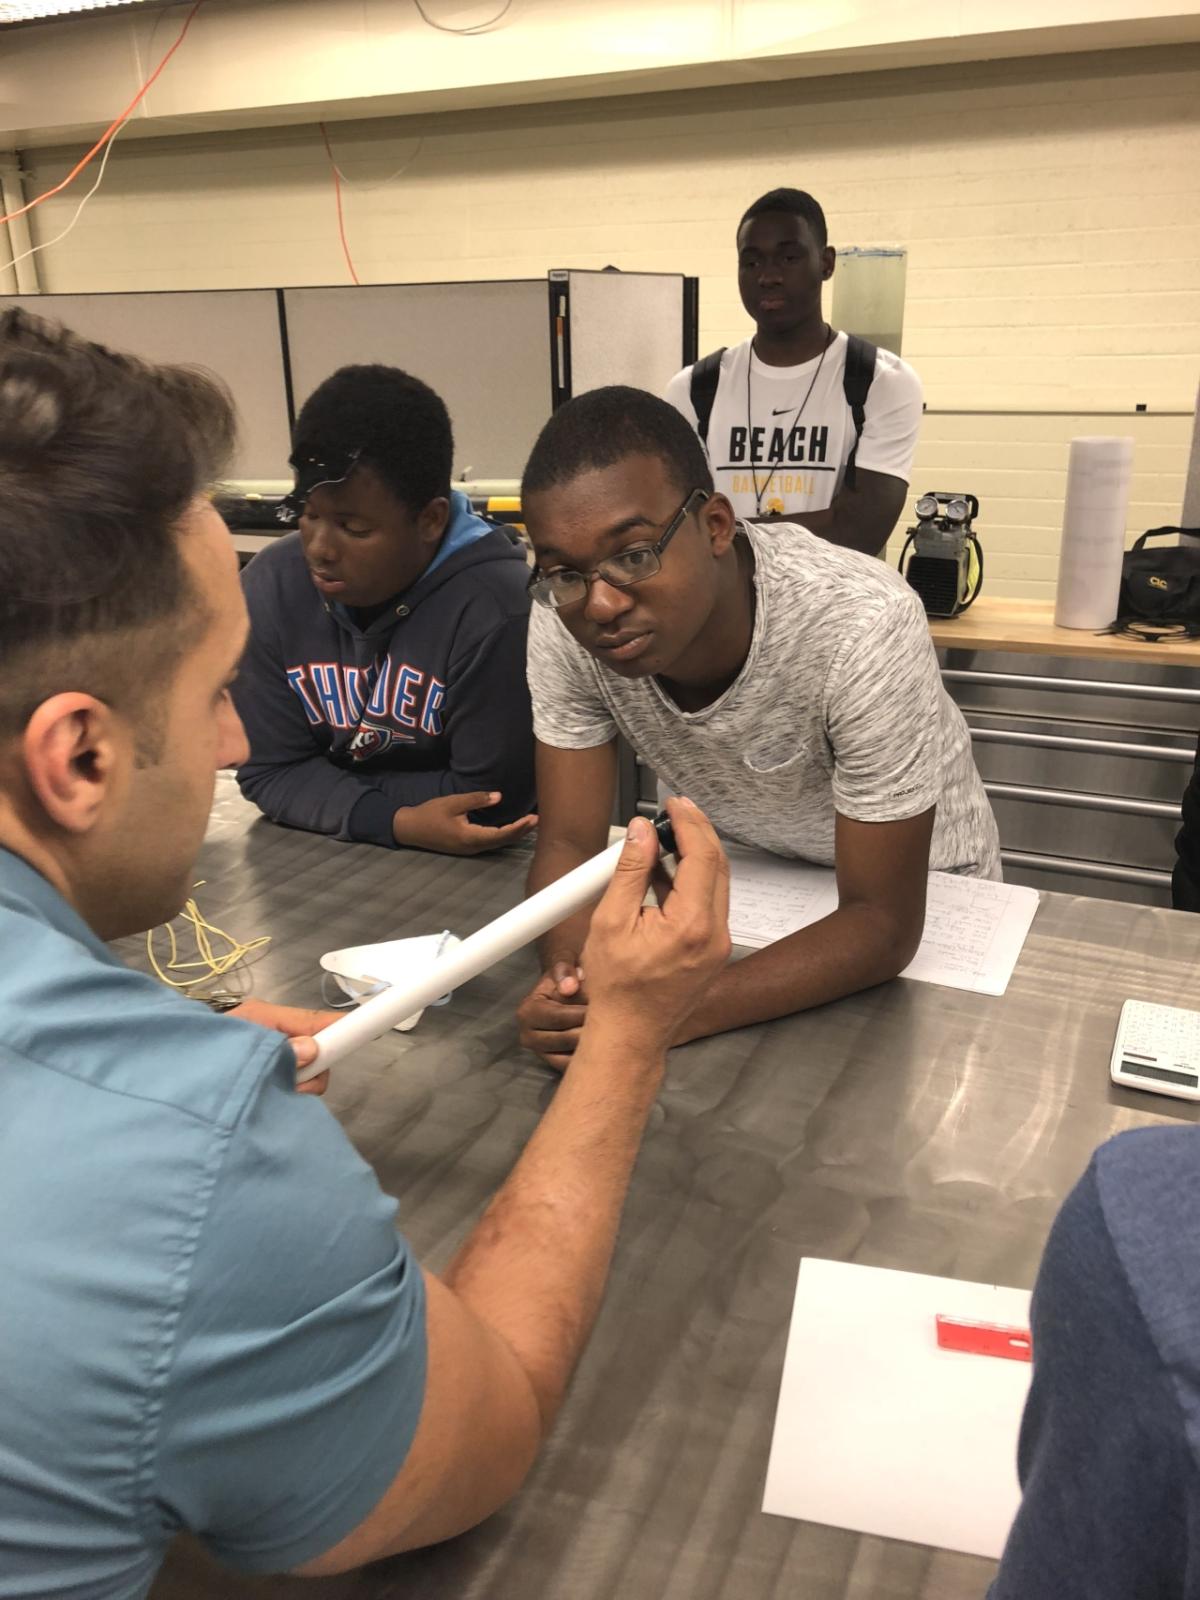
[524,599,624,966]
[232,615,395,842]
[527,738,618,967]
[799,355,923,556]
[370,612,537,828]
[675,806,932,1043]
[515,740,619,1068]
[796,466,909,556]
[678,587,941,1043]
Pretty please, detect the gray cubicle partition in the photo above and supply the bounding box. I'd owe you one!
[2,271,698,485]
[0,289,292,480]
[282,280,552,482]
[549,268,696,406]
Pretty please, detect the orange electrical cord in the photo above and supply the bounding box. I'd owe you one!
[318,121,361,286]
[0,0,207,229]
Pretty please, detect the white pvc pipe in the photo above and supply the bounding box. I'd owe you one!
[0,153,41,295]
[297,815,674,1081]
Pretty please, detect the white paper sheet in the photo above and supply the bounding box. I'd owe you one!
[763,1258,1032,1560]
[726,847,1040,996]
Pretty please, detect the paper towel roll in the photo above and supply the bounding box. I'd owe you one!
[1053,436,1134,630]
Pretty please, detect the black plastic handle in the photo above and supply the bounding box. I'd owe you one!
[1132,525,1200,549]
[651,810,678,859]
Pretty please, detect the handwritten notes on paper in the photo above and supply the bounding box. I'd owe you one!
[726,850,838,946]
[898,872,1040,995]
[726,847,1040,996]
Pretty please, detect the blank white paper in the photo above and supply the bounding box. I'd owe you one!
[762,1258,1032,1560]
[726,847,1039,996]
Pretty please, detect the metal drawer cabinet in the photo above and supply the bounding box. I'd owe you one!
[943,650,1199,907]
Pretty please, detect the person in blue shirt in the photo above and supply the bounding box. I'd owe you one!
[234,363,538,855]
[0,307,731,1597]
[991,1123,1200,1598]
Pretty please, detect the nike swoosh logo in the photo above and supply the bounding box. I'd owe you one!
[772,408,795,416]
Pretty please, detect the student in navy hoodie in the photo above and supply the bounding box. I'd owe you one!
[234,365,538,854]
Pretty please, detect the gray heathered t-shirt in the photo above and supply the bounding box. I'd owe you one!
[527,521,1001,878]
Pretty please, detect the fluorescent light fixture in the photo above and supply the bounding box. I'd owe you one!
[0,1,182,21]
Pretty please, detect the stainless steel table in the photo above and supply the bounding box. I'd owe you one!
[139,777,1200,1600]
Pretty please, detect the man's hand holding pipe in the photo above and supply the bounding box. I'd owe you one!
[544,798,730,1069]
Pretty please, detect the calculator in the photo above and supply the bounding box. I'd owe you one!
[1110,1000,1200,1101]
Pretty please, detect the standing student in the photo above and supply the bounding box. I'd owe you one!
[665,187,923,555]
[234,364,537,855]
[0,308,731,1594]
[515,386,999,1068]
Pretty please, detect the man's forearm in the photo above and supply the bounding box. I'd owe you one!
[442,1016,664,1428]
[676,900,922,1044]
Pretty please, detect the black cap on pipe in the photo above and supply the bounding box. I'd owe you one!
[651,810,677,859]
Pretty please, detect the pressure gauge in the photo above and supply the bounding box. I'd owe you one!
[915,494,939,520]
[944,496,971,524]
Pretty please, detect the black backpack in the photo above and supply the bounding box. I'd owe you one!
[688,332,877,491]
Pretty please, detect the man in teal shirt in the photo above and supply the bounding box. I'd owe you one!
[0,309,730,1595]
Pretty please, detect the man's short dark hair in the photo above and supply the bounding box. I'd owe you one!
[522,386,714,503]
[738,188,828,251]
[291,365,453,512]
[0,308,237,740]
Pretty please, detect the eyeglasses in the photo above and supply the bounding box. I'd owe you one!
[528,488,710,611]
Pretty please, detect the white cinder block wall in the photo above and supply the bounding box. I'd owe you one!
[20,44,1200,599]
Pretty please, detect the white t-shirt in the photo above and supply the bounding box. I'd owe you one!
[665,332,923,521]
[527,521,1000,879]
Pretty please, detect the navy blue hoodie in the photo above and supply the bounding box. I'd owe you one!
[233,493,535,847]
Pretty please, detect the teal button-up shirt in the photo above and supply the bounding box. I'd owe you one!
[0,849,425,1597]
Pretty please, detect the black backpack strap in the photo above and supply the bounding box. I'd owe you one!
[689,348,726,448]
[841,333,877,491]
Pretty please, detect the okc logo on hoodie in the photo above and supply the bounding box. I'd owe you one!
[346,722,396,761]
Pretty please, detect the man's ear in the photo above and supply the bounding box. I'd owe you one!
[821,245,837,281]
[417,496,452,547]
[21,694,125,835]
[703,492,740,558]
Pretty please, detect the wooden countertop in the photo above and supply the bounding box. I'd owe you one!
[928,597,1200,668]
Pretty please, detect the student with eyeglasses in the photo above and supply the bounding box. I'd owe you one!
[516,386,999,1065]
[233,364,537,856]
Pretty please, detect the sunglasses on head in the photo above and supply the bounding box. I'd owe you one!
[277,447,364,525]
